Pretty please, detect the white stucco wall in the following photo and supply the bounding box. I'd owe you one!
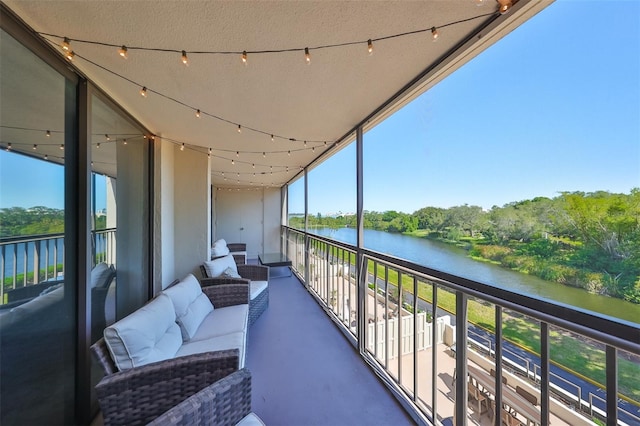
[173,145,210,279]
[263,187,281,253]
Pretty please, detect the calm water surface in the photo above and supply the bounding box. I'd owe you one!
[310,227,640,324]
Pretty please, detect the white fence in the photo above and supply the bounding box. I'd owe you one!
[366,314,450,359]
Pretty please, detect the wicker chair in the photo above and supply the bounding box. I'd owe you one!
[90,284,252,426]
[226,242,247,265]
[200,264,269,326]
[148,368,264,426]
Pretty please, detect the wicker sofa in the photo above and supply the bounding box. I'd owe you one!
[91,276,251,426]
[200,254,269,326]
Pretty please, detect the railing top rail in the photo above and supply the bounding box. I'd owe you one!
[0,227,116,245]
[283,226,640,355]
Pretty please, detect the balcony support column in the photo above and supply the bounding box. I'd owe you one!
[455,291,468,426]
[303,168,310,288]
[356,126,365,349]
[606,345,618,426]
[541,322,550,426]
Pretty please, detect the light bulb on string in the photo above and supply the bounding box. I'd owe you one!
[262,152,266,158]
[7,143,12,150]
[304,47,310,64]
[60,144,64,150]
[181,50,189,66]
[304,140,307,147]
[208,148,212,157]
[196,109,201,118]
[367,39,373,55]
[237,125,242,133]
[287,150,291,156]
[123,139,127,145]
[61,37,71,51]
[105,134,110,141]
[44,154,48,160]
[236,151,239,157]
[241,51,247,65]
[232,159,235,165]
[499,0,512,14]
[118,46,128,59]
[96,143,101,149]
[65,51,75,61]
[33,144,37,150]
[271,134,274,142]
[46,130,51,137]
[312,146,315,152]
[140,86,147,97]
[431,27,439,41]
[252,163,255,169]
[180,143,185,151]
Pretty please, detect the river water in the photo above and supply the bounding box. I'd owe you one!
[310,227,640,324]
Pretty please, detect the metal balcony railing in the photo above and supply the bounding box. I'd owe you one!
[283,226,640,426]
[0,228,116,303]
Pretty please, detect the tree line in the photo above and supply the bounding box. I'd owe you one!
[0,206,107,238]
[290,189,640,303]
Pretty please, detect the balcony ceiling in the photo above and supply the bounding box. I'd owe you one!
[3,0,551,188]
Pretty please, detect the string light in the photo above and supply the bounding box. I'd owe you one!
[242,51,247,65]
[61,37,70,51]
[431,27,439,41]
[65,50,75,61]
[208,148,212,157]
[271,134,274,142]
[96,142,101,148]
[105,134,110,141]
[118,45,128,59]
[44,154,48,160]
[287,150,291,156]
[263,152,266,158]
[304,47,310,64]
[231,159,235,165]
[60,144,64,150]
[7,143,12,150]
[140,86,147,97]
[196,109,201,118]
[46,130,51,137]
[499,0,512,14]
[123,139,128,145]
[181,50,189,66]
[367,39,373,55]
[33,144,37,150]
[252,163,255,169]
[237,125,242,133]
[181,143,185,151]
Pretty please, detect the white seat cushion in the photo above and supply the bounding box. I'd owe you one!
[190,304,248,341]
[250,281,268,300]
[204,254,238,278]
[236,413,266,426]
[104,294,182,371]
[163,274,214,341]
[176,331,246,368]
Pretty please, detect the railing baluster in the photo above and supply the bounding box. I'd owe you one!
[33,240,40,284]
[606,345,618,426]
[22,242,28,287]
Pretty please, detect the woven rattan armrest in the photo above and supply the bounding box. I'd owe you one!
[201,276,250,286]
[96,349,240,426]
[237,264,269,281]
[147,368,252,426]
[201,283,249,308]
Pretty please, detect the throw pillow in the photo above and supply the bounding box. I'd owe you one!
[204,254,238,278]
[163,274,214,341]
[211,239,230,258]
[221,266,242,279]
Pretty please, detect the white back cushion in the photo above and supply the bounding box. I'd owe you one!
[104,294,182,371]
[91,262,113,288]
[204,254,238,278]
[163,274,214,341]
[211,239,230,257]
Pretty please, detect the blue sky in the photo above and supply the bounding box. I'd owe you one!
[291,0,640,214]
[1,1,639,215]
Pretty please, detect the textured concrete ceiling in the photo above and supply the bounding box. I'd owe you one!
[2,0,552,188]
